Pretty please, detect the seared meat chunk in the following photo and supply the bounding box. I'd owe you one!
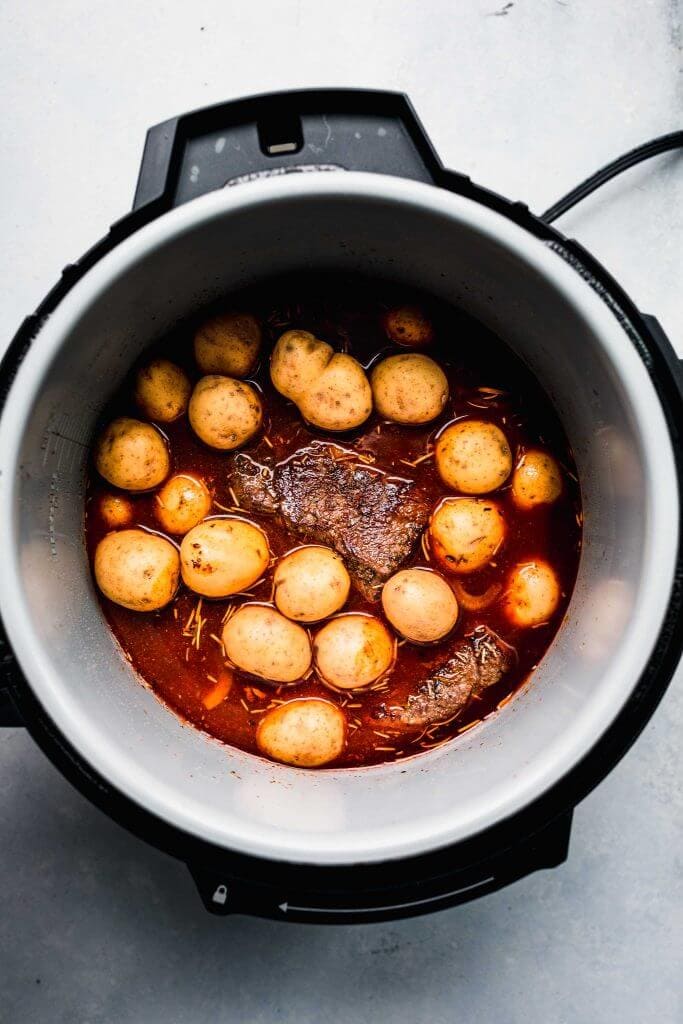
[379,626,515,728]
[228,453,278,514]
[228,442,429,600]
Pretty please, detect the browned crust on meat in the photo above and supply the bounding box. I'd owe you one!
[377,626,515,728]
[228,442,429,600]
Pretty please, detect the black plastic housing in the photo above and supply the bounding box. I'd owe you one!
[1,90,682,922]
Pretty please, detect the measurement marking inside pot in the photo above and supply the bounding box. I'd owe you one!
[278,876,496,916]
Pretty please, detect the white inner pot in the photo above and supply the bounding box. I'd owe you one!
[0,173,677,865]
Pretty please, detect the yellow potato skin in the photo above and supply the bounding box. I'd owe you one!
[298,353,373,432]
[383,305,434,347]
[436,420,512,494]
[180,517,269,598]
[223,605,312,683]
[95,417,170,492]
[511,451,563,510]
[271,331,372,432]
[155,474,212,535]
[270,330,334,402]
[134,359,191,423]
[274,546,351,623]
[381,568,458,643]
[99,493,134,529]
[371,353,448,425]
[256,699,346,767]
[188,375,262,450]
[94,529,179,611]
[430,497,506,574]
[194,311,262,378]
[314,614,395,691]
[503,560,560,627]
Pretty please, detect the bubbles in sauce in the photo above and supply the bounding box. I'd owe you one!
[85,275,582,768]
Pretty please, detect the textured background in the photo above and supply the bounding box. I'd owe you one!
[1,2,681,1022]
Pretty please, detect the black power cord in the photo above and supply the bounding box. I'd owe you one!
[541,129,683,224]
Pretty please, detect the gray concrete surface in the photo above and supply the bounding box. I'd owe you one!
[1,1,682,1021]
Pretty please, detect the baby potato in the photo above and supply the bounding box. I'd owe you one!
[381,568,458,643]
[503,560,560,627]
[98,493,133,529]
[94,528,179,611]
[430,497,506,574]
[383,305,434,347]
[134,359,191,423]
[222,604,312,683]
[256,698,346,767]
[511,450,563,510]
[155,474,211,535]
[194,311,262,378]
[436,419,512,494]
[371,353,448,425]
[298,353,373,432]
[188,375,262,450]
[270,330,334,402]
[274,545,351,622]
[314,614,395,691]
[180,517,269,598]
[94,417,170,492]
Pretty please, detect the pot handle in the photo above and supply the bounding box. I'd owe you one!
[0,618,24,726]
[132,89,445,214]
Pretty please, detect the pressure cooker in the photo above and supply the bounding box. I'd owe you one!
[1,90,681,922]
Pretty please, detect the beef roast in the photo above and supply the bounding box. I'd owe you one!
[378,626,515,728]
[228,442,429,600]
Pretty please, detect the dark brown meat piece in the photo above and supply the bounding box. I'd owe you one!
[228,442,429,600]
[378,626,515,728]
[228,453,278,514]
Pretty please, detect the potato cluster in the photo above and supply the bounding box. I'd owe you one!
[90,300,570,769]
[91,311,267,612]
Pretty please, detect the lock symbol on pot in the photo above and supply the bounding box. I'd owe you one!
[212,883,228,906]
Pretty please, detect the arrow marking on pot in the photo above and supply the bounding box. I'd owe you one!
[278,876,496,916]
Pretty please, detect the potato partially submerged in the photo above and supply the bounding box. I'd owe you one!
[256,698,346,767]
[436,419,512,494]
[188,375,262,450]
[314,613,395,690]
[134,359,191,423]
[511,450,563,510]
[98,493,134,529]
[430,497,506,574]
[194,311,262,378]
[382,568,458,643]
[95,417,170,492]
[155,474,211,535]
[371,353,448,425]
[383,305,434,347]
[223,604,312,683]
[94,529,179,611]
[503,560,560,627]
[274,545,350,623]
[270,330,334,402]
[299,353,373,432]
[271,330,372,431]
[180,517,269,597]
